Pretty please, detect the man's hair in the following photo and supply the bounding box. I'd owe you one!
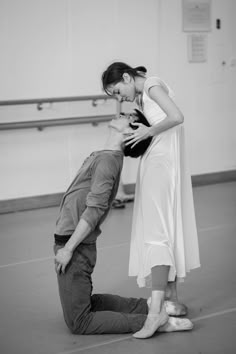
[123,109,152,158]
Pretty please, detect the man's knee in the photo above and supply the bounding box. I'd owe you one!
[65,316,86,335]
[69,323,84,335]
[65,312,92,335]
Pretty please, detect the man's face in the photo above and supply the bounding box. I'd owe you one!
[109,114,131,133]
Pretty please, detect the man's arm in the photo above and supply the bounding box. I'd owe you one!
[55,218,91,274]
[55,156,119,274]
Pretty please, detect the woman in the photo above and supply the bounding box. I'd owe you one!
[102,62,200,339]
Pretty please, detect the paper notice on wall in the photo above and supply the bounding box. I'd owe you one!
[188,34,207,62]
[183,0,211,32]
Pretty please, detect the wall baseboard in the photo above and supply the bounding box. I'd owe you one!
[0,170,235,214]
[0,193,63,215]
[124,169,236,193]
[191,169,236,187]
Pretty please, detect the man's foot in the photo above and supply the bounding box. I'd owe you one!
[158,317,193,332]
[115,193,134,203]
[133,307,169,339]
[147,297,187,316]
[111,199,126,209]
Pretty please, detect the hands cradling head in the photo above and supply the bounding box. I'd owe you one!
[122,109,152,158]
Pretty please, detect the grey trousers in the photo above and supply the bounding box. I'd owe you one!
[54,242,148,334]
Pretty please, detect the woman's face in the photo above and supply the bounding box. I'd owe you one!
[107,73,136,102]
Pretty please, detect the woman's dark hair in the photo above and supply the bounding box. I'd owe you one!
[102,62,147,95]
[123,109,152,158]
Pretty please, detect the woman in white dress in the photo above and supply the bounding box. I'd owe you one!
[102,62,200,339]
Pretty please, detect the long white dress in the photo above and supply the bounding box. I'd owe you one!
[128,77,200,288]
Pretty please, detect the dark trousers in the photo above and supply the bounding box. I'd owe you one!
[54,242,148,334]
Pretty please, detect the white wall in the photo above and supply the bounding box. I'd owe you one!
[0,0,69,98]
[0,0,160,99]
[158,0,236,174]
[0,0,235,200]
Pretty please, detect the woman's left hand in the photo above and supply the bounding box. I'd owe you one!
[124,123,151,148]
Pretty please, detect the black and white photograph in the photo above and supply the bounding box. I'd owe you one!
[0,0,236,353]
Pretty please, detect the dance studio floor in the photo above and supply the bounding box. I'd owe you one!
[0,181,236,354]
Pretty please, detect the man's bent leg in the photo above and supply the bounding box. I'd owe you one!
[91,294,148,314]
[55,244,147,334]
[80,311,146,334]
[55,243,95,332]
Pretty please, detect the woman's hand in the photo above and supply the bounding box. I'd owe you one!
[55,246,73,274]
[124,123,152,148]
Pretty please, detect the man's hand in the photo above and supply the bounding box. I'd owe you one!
[55,246,73,274]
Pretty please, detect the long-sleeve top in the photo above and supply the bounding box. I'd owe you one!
[55,150,123,244]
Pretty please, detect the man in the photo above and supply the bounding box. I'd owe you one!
[54,114,193,335]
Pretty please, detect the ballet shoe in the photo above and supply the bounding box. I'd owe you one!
[133,308,169,339]
[147,297,187,316]
[165,300,188,316]
[158,317,194,332]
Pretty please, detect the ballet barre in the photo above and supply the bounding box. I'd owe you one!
[0,115,116,131]
[0,94,121,131]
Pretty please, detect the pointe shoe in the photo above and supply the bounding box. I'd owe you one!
[133,308,169,339]
[147,297,188,316]
[158,317,193,332]
[164,300,188,316]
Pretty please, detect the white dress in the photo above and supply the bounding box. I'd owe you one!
[128,77,201,288]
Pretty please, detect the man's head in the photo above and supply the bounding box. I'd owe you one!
[108,110,152,157]
[108,114,131,133]
[123,109,152,158]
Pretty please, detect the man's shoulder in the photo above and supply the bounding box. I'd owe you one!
[95,151,123,174]
[95,150,123,161]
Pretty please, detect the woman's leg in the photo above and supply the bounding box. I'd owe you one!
[146,278,188,316]
[166,279,178,301]
[165,279,188,316]
[133,265,169,339]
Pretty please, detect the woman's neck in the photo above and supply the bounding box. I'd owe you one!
[135,76,146,94]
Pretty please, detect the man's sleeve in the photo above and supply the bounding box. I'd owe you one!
[80,156,118,230]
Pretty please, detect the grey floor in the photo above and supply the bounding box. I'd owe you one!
[0,182,236,354]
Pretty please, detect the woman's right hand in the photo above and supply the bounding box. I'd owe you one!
[124,123,152,148]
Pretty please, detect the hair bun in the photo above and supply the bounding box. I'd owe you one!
[135,66,147,74]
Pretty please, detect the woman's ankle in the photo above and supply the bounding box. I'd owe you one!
[165,281,178,302]
[149,290,166,314]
